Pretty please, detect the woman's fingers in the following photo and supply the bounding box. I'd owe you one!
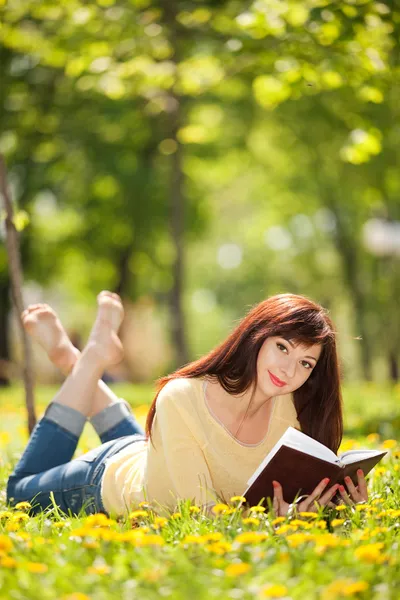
[306,477,331,510]
[356,469,368,501]
[343,476,359,500]
[319,484,340,506]
[338,484,352,504]
[272,481,286,516]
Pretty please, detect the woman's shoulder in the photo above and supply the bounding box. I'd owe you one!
[156,377,204,407]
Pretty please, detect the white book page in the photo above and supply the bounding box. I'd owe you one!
[339,449,387,464]
[247,427,339,486]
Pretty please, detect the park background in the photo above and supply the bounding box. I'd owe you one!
[0,0,399,432]
[0,2,400,599]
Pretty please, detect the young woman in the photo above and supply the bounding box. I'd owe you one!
[6,291,368,518]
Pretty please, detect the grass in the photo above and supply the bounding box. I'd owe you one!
[0,382,399,599]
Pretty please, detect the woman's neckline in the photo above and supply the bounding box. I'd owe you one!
[202,379,276,448]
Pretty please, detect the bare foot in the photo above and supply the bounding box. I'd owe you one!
[84,291,124,368]
[22,304,80,375]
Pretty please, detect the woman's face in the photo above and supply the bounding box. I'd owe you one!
[256,336,322,397]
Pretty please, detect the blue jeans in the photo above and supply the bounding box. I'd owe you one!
[6,408,146,516]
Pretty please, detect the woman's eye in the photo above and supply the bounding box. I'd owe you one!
[277,343,288,354]
[301,361,312,370]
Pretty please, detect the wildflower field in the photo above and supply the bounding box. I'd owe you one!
[0,383,399,600]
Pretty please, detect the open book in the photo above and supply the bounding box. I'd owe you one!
[243,427,387,507]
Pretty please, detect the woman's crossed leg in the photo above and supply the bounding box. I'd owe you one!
[6,292,145,516]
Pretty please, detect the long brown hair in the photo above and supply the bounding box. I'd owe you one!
[145,294,343,453]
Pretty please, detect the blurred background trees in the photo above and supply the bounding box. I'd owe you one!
[1,0,399,386]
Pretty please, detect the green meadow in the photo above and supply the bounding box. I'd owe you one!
[0,383,399,600]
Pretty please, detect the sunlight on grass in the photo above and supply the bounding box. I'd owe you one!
[0,382,399,598]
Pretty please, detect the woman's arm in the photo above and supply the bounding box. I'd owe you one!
[154,385,216,511]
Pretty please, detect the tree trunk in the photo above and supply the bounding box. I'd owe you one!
[389,351,399,383]
[0,275,11,386]
[0,154,36,432]
[168,101,189,367]
[160,0,189,368]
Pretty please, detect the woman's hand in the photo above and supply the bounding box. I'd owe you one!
[337,469,368,505]
[272,478,340,517]
[272,470,369,517]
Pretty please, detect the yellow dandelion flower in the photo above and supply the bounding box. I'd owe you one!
[338,440,358,453]
[335,505,347,511]
[171,512,182,519]
[138,501,150,509]
[271,517,286,525]
[225,562,251,577]
[206,541,232,555]
[0,432,11,446]
[181,534,207,545]
[370,527,389,536]
[87,564,111,575]
[392,451,400,459]
[298,512,319,518]
[152,517,168,529]
[366,433,380,443]
[355,504,368,512]
[313,534,341,549]
[374,467,386,477]
[85,514,115,527]
[12,512,29,523]
[129,510,148,519]
[0,535,13,554]
[0,511,13,520]
[355,543,385,563]
[203,533,223,542]
[249,505,266,513]
[27,562,48,574]
[343,580,369,595]
[278,552,290,563]
[234,531,268,544]
[286,533,311,547]
[331,519,345,527]
[82,540,100,549]
[382,439,397,449]
[242,517,260,526]
[230,496,246,503]
[0,556,17,568]
[261,583,288,598]
[52,521,70,529]
[189,506,201,514]
[275,524,297,535]
[316,520,327,529]
[14,501,32,511]
[137,534,164,547]
[371,498,383,505]
[394,465,399,472]
[212,503,230,515]
[323,579,368,598]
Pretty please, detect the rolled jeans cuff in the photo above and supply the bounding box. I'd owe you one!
[89,400,132,437]
[44,402,87,438]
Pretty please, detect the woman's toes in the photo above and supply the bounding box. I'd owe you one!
[26,304,42,312]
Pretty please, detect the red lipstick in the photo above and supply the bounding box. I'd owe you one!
[268,370,286,387]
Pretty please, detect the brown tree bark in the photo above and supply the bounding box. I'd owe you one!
[0,154,36,432]
[168,102,189,366]
[159,0,190,367]
[0,275,11,386]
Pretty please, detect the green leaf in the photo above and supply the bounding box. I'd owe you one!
[253,76,291,109]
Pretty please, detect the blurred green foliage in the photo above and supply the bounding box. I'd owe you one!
[0,0,399,381]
